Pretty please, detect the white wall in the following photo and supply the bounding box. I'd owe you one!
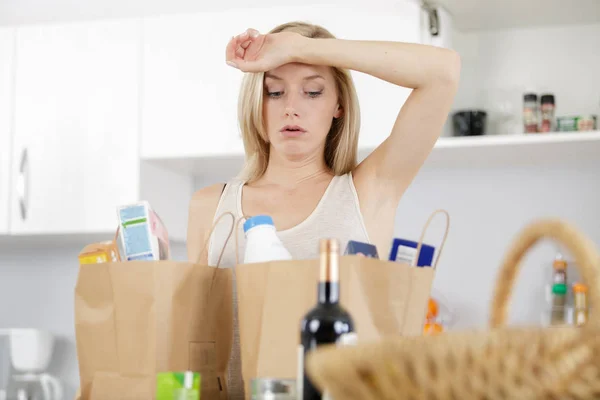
[1,17,599,400]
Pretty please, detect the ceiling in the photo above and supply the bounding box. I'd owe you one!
[431,0,600,31]
[0,0,405,26]
[0,0,599,31]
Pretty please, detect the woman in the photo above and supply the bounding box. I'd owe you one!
[188,21,460,399]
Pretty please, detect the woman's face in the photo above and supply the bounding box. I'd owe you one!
[263,62,342,161]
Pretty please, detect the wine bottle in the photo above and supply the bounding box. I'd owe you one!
[300,238,355,400]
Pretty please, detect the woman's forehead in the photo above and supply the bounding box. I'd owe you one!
[265,63,334,82]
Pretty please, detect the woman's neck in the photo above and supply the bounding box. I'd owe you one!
[259,149,332,188]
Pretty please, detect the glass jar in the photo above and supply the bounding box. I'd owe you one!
[251,378,296,400]
[573,282,589,327]
[523,93,539,133]
[540,94,555,132]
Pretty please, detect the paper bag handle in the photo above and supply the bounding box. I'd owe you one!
[489,219,600,328]
[234,214,251,265]
[196,211,236,267]
[414,209,450,269]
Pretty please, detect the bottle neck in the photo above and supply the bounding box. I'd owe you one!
[245,224,276,236]
[318,281,339,305]
[318,245,339,304]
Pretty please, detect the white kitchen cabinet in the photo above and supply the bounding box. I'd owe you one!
[300,3,422,150]
[0,28,15,234]
[10,20,141,235]
[141,4,422,163]
[142,8,298,160]
[142,12,245,160]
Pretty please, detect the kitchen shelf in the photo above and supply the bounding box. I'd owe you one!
[145,131,600,178]
[419,131,600,169]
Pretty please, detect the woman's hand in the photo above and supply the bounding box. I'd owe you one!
[225,28,304,73]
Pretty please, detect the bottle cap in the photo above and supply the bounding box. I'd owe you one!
[573,282,588,293]
[320,238,340,253]
[524,93,538,102]
[243,215,274,233]
[553,258,567,270]
[541,94,555,105]
[552,283,567,295]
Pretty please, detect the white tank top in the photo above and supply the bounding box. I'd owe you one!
[207,172,370,400]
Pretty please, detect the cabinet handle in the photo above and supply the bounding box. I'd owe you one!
[18,148,29,221]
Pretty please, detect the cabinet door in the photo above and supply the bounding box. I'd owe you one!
[142,12,249,159]
[0,28,15,234]
[315,4,421,151]
[142,8,332,160]
[10,20,140,234]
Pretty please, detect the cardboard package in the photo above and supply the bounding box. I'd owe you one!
[117,201,171,261]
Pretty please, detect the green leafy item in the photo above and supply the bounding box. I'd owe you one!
[156,371,201,400]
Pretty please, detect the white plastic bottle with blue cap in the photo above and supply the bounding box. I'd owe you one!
[243,215,293,264]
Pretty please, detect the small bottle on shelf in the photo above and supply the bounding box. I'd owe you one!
[540,94,555,132]
[549,254,568,325]
[523,93,539,133]
[572,282,589,327]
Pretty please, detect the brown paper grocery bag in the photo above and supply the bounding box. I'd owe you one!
[235,210,449,397]
[74,213,235,400]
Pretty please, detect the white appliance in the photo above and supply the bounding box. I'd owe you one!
[0,329,63,400]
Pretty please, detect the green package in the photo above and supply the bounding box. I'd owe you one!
[156,371,201,400]
[557,116,597,132]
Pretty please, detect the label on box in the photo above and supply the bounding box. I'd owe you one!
[395,245,418,265]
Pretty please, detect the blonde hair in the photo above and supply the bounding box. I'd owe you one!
[237,21,360,182]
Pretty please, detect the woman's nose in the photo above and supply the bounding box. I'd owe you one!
[285,106,299,117]
[284,92,300,117]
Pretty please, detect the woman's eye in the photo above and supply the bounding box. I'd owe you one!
[307,91,323,98]
[267,91,283,98]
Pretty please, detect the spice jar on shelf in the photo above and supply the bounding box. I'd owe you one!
[523,93,539,133]
[540,94,555,133]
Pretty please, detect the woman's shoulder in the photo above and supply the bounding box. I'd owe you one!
[191,183,226,205]
[187,183,226,262]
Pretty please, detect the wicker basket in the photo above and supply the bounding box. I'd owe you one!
[306,219,600,399]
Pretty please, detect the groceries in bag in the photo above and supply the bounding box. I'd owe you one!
[116,201,171,261]
[344,240,379,258]
[75,211,236,400]
[155,371,200,400]
[251,378,296,400]
[388,238,436,267]
[243,215,292,263]
[77,201,171,264]
[78,240,120,264]
[299,238,355,400]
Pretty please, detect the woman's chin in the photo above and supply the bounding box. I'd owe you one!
[275,142,318,161]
